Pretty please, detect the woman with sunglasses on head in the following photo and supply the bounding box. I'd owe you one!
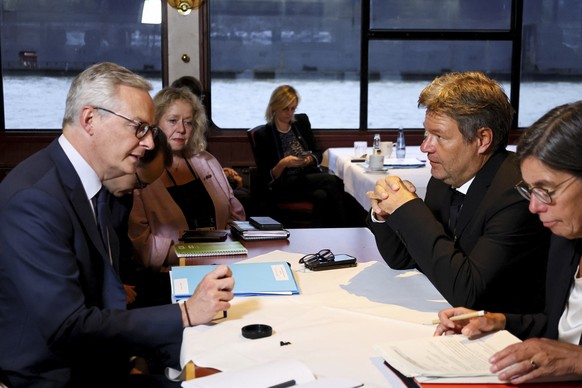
[129,87,245,270]
[434,101,582,384]
[252,84,349,227]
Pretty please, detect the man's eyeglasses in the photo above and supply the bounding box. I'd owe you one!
[299,249,335,265]
[515,175,577,205]
[93,107,159,140]
[135,173,148,190]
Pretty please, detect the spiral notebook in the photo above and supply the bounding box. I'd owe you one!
[174,241,248,257]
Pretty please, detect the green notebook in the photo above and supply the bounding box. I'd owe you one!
[174,241,248,257]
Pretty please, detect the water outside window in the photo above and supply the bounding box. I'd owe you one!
[2,0,582,130]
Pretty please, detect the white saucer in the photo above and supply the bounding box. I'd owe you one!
[365,167,389,173]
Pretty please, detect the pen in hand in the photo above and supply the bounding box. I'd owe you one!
[431,310,486,325]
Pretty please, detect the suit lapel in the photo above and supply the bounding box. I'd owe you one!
[48,141,125,309]
[267,121,284,162]
[48,141,120,273]
[74,185,109,257]
[454,151,508,238]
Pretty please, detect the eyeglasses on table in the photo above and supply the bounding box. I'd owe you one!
[299,249,336,265]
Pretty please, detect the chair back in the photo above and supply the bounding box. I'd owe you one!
[246,125,268,193]
[245,124,315,227]
[246,125,264,165]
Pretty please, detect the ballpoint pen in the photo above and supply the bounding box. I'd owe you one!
[431,310,486,325]
[268,380,296,388]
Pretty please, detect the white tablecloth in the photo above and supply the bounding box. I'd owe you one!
[180,251,450,387]
[322,146,431,209]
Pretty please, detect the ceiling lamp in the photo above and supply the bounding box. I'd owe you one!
[167,0,204,16]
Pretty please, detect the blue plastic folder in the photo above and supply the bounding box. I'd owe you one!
[170,262,300,301]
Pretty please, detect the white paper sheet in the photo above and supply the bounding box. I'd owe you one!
[374,330,521,383]
[182,359,314,387]
[180,251,449,387]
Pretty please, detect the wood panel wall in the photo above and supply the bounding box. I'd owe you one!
[0,130,522,181]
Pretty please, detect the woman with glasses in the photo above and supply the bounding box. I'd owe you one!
[129,87,245,270]
[434,101,582,384]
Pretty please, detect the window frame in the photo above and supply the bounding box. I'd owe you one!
[200,0,524,135]
[0,0,527,142]
[359,0,522,131]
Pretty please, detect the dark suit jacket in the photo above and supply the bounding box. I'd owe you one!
[506,236,582,343]
[0,140,183,386]
[251,113,322,191]
[366,151,550,314]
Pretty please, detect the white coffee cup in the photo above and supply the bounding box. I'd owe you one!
[368,154,385,170]
[380,141,393,158]
[353,141,368,158]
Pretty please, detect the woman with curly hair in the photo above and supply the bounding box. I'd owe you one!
[129,87,245,270]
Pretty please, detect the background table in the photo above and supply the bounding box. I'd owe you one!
[322,145,518,211]
[322,146,431,209]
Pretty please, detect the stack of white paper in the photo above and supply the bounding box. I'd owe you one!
[374,330,521,384]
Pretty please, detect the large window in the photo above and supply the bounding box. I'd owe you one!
[520,0,582,126]
[209,0,361,129]
[367,40,513,129]
[1,0,582,131]
[209,0,582,130]
[1,0,162,130]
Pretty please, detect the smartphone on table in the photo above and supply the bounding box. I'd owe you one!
[179,230,228,242]
[304,254,357,271]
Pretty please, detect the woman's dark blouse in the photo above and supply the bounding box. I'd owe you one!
[165,160,217,230]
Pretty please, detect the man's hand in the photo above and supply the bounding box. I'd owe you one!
[367,175,418,219]
[183,265,234,326]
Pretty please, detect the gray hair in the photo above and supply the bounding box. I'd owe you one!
[63,62,152,127]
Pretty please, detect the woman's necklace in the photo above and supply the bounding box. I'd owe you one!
[166,156,197,186]
[172,158,181,172]
[171,153,185,172]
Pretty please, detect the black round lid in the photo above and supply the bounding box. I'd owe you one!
[241,324,273,339]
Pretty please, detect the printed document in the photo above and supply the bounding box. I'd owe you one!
[374,330,521,383]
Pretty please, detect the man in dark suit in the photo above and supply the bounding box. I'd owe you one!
[0,62,234,386]
[366,71,550,314]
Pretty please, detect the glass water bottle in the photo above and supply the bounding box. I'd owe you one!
[396,128,406,159]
